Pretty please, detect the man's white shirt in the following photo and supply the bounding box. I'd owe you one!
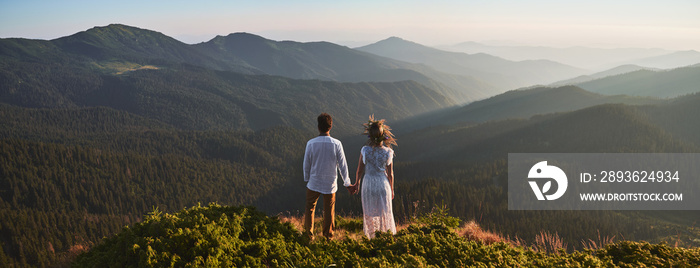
[303,136,351,194]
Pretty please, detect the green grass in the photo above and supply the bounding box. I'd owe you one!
[89,60,159,74]
[73,203,700,267]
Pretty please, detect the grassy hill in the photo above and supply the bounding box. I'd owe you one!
[72,204,700,267]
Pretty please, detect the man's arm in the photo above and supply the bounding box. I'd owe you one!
[336,142,351,187]
[303,142,311,182]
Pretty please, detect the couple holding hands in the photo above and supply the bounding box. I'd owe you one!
[303,113,397,239]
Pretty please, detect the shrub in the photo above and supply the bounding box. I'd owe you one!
[413,205,460,228]
[458,220,507,245]
[74,204,700,267]
[74,203,304,267]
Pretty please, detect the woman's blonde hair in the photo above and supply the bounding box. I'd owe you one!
[363,115,397,148]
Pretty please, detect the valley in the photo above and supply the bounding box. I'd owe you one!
[1,24,700,267]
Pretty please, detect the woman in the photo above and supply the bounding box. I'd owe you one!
[352,115,397,238]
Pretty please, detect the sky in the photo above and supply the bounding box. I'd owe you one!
[1,0,699,50]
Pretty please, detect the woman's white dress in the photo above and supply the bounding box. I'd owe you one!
[360,145,397,238]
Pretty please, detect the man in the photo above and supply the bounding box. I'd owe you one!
[303,113,354,239]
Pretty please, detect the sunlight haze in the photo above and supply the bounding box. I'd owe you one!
[1,0,699,50]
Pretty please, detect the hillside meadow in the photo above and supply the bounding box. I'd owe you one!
[73,203,700,267]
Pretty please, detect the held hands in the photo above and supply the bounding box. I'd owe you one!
[351,183,359,194]
[345,184,354,194]
[346,184,392,198]
[346,183,360,195]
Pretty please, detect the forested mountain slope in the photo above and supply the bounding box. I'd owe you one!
[394,85,661,132]
[0,104,313,266]
[0,60,454,135]
[4,98,700,266]
[398,103,694,163]
[391,102,699,255]
[641,91,700,146]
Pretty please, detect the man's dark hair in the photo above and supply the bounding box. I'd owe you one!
[317,113,333,133]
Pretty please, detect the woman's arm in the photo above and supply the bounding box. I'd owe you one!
[387,163,394,199]
[354,154,365,194]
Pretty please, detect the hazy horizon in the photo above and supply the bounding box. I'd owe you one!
[1,0,699,51]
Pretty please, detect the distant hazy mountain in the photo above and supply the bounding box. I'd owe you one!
[551,64,658,86]
[438,42,670,70]
[618,50,700,69]
[576,65,700,98]
[193,33,497,103]
[357,37,586,90]
[395,86,660,132]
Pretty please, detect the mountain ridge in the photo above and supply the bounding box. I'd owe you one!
[193,32,496,103]
[575,65,700,98]
[0,23,467,135]
[551,64,659,86]
[0,24,502,104]
[357,36,587,90]
[437,41,672,70]
[394,85,662,133]
[616,50,700,70]
[50,24,258,74]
